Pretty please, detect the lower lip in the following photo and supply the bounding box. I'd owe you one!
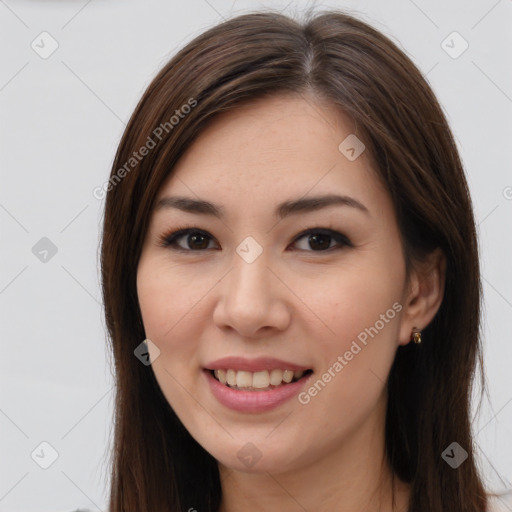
[204,369,313,413]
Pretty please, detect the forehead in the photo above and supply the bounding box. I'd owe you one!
[157,93,387,214]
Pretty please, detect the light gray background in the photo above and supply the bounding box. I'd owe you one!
[1,0,511,510]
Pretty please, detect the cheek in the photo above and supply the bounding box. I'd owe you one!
[307,253,405,374]
[136,263,173,338]
[318,268,401,333]
[299,271,402,437]
[136,258,204,411]
[137,256,204,340]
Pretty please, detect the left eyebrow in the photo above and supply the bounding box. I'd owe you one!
[154,193,370,219]
[276,194,370,218]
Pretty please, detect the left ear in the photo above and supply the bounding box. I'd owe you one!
[398,247,446,346]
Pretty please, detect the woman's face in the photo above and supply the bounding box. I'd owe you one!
[137,93,415,474]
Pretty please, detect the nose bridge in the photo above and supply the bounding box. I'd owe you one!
[214,242,290,335]
[230,232,271,289]
[228,246,274,310]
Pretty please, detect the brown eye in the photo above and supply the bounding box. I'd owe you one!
[160,229,218,251]
[291,228,352,252]
[185,232,210,250]
[306,233,332,251]
[159,227,352,253]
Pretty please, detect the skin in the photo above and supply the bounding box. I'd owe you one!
[136,93,445,512]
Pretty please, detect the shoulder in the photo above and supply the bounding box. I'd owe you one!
[487,490,512,512]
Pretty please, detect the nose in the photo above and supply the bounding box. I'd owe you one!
[212,251,291,338]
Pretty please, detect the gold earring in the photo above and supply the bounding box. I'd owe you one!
[411,327,422,344]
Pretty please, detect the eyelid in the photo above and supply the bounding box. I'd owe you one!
[157,226,219,251]
[157,225,353,252]
[291,226,353,249]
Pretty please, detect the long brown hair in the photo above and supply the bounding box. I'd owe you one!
[100,10,489,511]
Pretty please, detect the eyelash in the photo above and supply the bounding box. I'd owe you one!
[157,225,353,253]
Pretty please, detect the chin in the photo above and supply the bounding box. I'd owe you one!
[206,437,305,475]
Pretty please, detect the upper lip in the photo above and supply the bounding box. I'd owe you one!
[205,356,311,372]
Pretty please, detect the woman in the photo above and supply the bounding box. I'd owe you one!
[100,10,510,512]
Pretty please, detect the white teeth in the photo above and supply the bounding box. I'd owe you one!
[226,369,236,386]
[214,369,227,384]
[212,368,309,389]
[252,371,270,389]
[269,369,283,386]
[282,370,294,383]
[236,371,252,388]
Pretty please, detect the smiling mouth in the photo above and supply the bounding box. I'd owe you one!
[209,368,313,391]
